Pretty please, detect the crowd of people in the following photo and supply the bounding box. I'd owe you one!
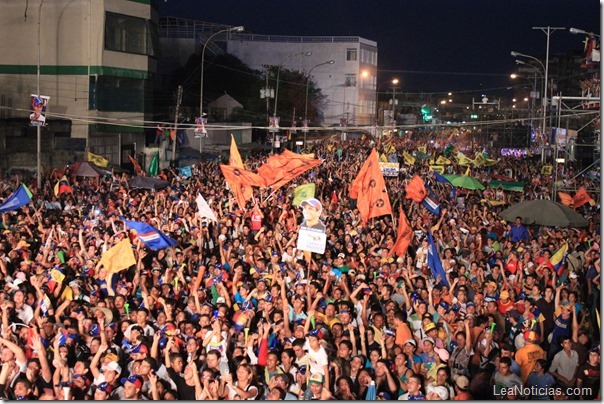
[0,130,599,400]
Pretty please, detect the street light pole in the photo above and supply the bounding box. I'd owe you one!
[197,25,243,157]
[199,26,244,117]
[390,78,399,127]
[36,0,45,189]
[303,60,335,146]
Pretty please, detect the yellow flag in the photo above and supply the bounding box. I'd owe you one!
[474,153,486,167]
[229,134,244,168]
[88,151,108,167]
[541,165,553,175]
[50,269,65,284]
[99,238,136,274]
[293,183,316,206]
[429,165,445,174]
[456,154,474,166]
[484,158,498,166]
[379,153,388,163]
[417,146,427,154]
[465,166,471,176]
[435,156,451,165]
[403,151,416,165]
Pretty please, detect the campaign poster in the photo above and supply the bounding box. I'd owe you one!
[29,95,50,126]
[379,162,400,177]
[296,198,326,254]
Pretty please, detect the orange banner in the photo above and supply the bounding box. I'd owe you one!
[257,150,322,190]
[220,165,266,209]
[351,149,392,224]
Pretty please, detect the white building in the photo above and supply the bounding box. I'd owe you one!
[159,17,378,128]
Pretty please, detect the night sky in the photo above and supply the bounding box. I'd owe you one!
[159,0,600,96]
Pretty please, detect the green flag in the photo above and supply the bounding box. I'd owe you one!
[148,151,159,176]
[293,183,316,206]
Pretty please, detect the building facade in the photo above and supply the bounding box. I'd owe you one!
[0,0,158,170]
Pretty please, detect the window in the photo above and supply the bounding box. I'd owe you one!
[345,74,357,87]
[105,12,158,56]
[346,48,357,61]
[96,76,146,112]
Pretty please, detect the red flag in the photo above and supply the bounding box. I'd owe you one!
[405,174,427,203]
[128,154,143,175]
[389,208,414,258]
[558,192,573,207]
[350,149,392,224]
[572,187,591,208]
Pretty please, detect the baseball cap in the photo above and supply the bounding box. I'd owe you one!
[131,343,149,354]
[96,382,113,393]
[455,375,470,390]
[337,253,346,259]
[569,272,578,279]
[422,337,435,345]
[384,329,396,337]
[427,384,449,400]
[308,373,324,385]
[301,198,322,211]
[33,96,44,106]
[404,339,417,347]
[500,290,510,300]
[120,374,143,389]
[101,361,122,375]
[424,322,437,333]
[264,294,274,303]
[523,330,538,342]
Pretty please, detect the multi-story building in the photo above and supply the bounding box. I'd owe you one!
[0,0,158,170]
[159,17,378,128]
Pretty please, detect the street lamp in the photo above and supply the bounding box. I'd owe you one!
[390,79,399,127]
[199,26,244,116]
[375,78,399,127]
[303,60,335,146]
[569,27,600,37]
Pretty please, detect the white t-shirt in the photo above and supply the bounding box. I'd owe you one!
[303,341,328,376]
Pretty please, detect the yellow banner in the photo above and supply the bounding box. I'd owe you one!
[435,156,451,165]
[541,165,553,175]
[429,165,445,174]
[99,238,136,273]
[403,151,416,165]
[417,146,427,154]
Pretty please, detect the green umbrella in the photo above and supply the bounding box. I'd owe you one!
[443,174,485,190]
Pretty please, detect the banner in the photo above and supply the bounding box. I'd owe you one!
[435,156,451,165]
[257,150,322,190]
[350,148,392,224]
[541,165,553,175]
[402,151,416,165]
[269,116,280,132]
[379,162,399,177]
[29,95,50,126]
[293,183,316,206]
[427,231,449,286]
[88,152,109,167]
[178,166,192,178]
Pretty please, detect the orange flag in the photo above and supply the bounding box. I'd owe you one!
[229,134,245,168]
[99,238,136,274]
[257,150,322,190]
[572,187,591,208]
[128,154,143,175]
[558,192,574,207]
[389,208,414,257]
[220,165,266,209]
[350,149,392,224]
[405,174,428,202]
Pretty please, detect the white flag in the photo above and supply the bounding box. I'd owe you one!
[196,193,217,222]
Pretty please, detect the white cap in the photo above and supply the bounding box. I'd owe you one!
[102,361,122,374]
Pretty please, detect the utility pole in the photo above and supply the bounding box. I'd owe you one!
[172,85,183,167]
[36,0,45,189]
[532,26,565,144]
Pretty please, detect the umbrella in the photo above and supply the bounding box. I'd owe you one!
[443,174,485,190]
[500,200,589,227]
[129,176,170,190]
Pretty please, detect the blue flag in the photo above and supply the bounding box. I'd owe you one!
[427,231,449,287]
[121,218,177,251]
[433,171,457,200]
[0,184,32,214]
[179,166,192,178]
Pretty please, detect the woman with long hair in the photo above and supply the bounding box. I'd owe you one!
[334,375,356,400]
[393,352,414,396]
[222,363,259,400]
